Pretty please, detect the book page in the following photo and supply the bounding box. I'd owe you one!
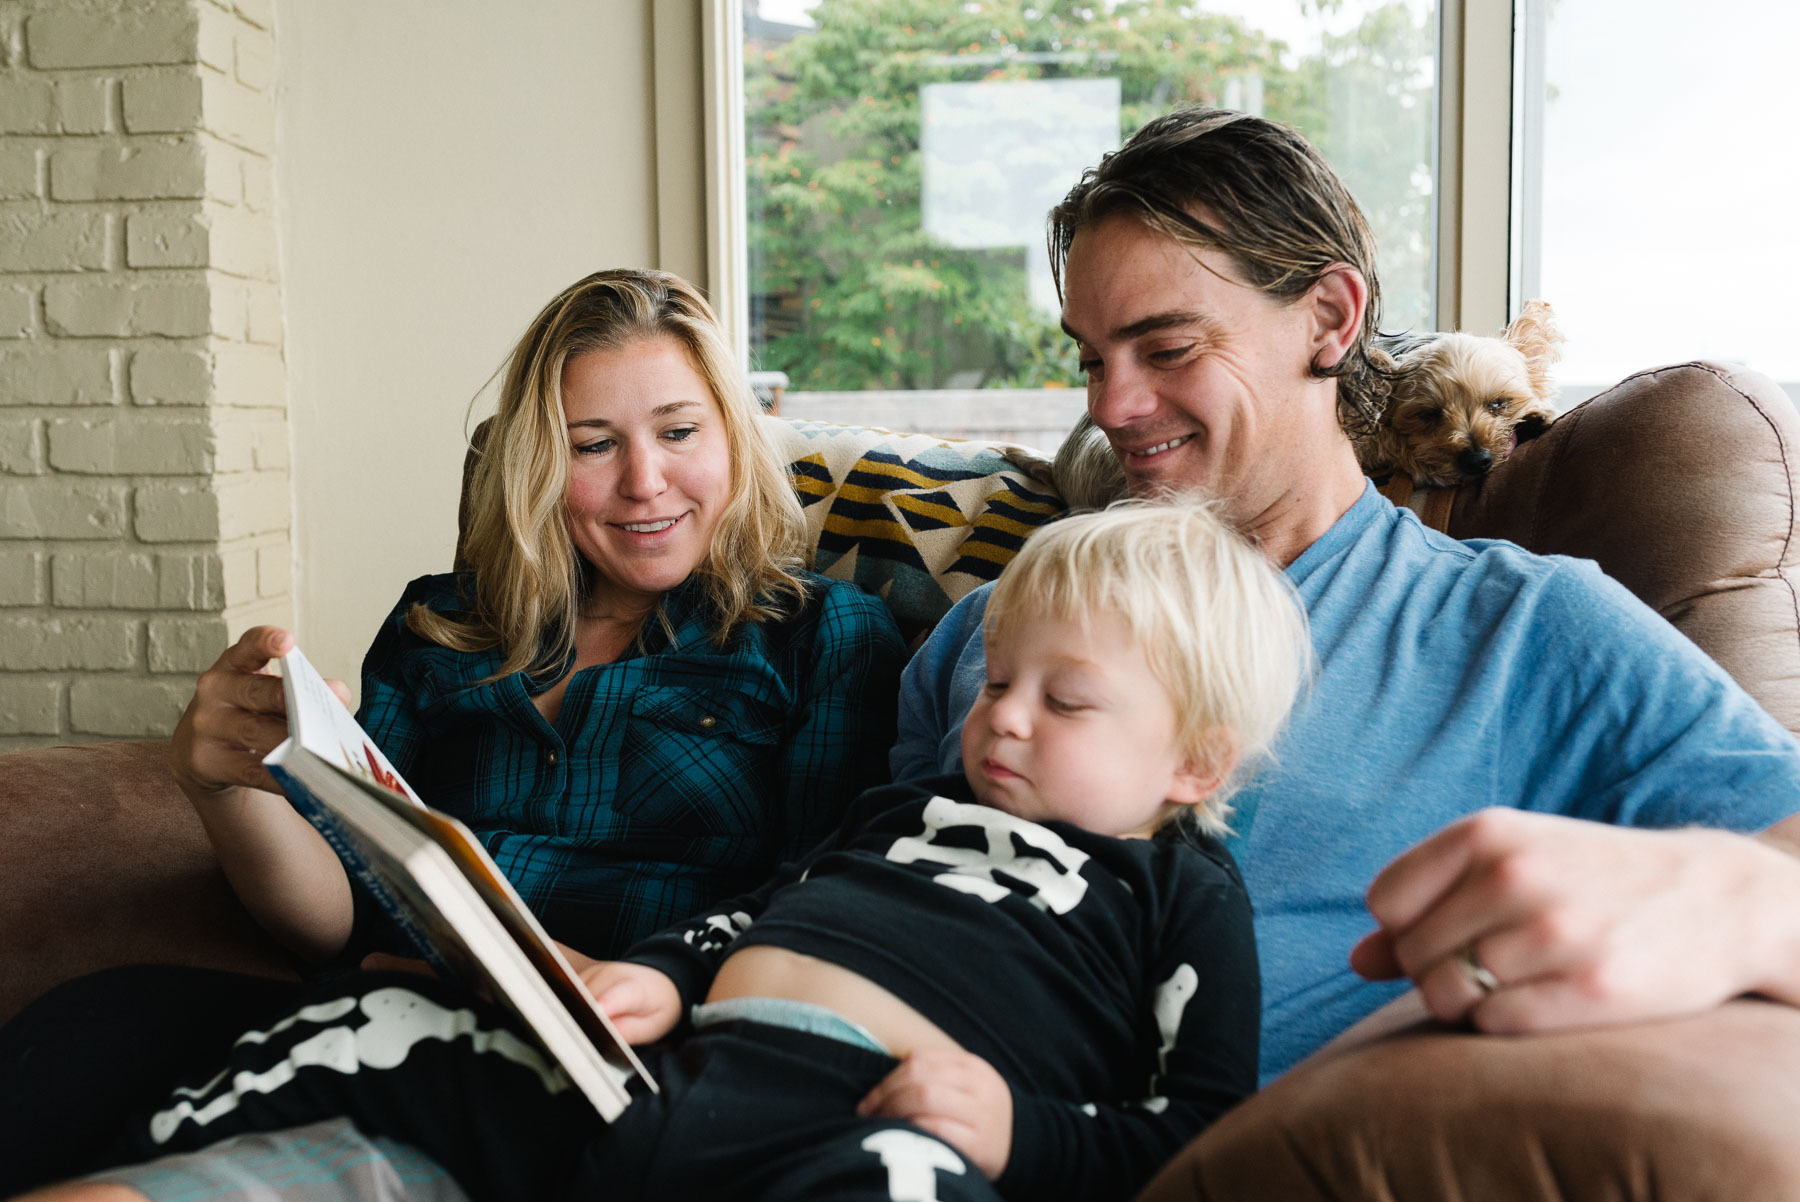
[278,647,424,807]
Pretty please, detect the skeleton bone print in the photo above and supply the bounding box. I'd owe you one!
[684,909,754,955]
[860,1128,969,1202]
[885,797,1091,913]
[148,987,570,1145]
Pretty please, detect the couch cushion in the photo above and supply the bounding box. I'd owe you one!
[0,741,296,1026]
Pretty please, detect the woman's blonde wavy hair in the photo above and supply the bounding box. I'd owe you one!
[409,269,809,677]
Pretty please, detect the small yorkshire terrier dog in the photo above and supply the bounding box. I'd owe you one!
[1356,300,1565,488]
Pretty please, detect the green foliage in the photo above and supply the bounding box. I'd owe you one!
[1285,3,1437,332]
[747,0,1436,389]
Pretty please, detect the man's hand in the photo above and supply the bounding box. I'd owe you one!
[857,1048,1013,1179]
[576,960,683,1046]
[1350,807,1800,1032]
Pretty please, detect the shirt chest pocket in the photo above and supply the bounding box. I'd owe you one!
[613,687,785,837]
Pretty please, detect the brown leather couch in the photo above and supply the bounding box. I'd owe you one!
[4,361,1799,1200]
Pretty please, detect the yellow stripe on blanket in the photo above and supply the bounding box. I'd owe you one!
[954,540,1023,568]
[821,514,914,544]
[889,494,968,526]
[839,459,970,491]
[970,512,1048,539]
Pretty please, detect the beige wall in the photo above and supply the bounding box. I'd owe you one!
[275,0,666,696]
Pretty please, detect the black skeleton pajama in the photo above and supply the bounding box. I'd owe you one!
[101,778,1258,1202]
[106,971,1001,1202]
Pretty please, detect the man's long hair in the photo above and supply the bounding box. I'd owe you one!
[1048,107,1387,438]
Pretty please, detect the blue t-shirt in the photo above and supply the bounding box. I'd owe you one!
[891,482,1800,1081]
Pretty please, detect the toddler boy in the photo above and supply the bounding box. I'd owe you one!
[81,502,1309,1202]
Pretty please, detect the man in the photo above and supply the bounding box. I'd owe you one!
[890,107,1800,1083]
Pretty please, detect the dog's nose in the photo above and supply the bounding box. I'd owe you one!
[1458,447,1494,476]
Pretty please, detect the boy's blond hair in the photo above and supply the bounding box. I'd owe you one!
[984,501,1311,836]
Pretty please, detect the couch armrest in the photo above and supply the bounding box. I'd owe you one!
[1138,999,1800,1202]
[0,740,297,1026]
[1450,360,1800,733]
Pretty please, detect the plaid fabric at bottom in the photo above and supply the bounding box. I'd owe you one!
[87,1119,470,1202]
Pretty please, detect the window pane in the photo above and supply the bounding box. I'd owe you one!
[1519,0,1800,400]
[745,0,1438,447]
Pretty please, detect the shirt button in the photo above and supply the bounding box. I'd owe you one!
[699,715,717,729]
[546,749,559,766]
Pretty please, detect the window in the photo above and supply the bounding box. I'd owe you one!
[1512,0,1800,405]
[741,0,1441,450]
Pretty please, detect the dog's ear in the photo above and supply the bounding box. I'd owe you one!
[1364,340,1417,416]
[1514,412,1551,443]
[1513,395,1560,443]
[1504,300,1565,402]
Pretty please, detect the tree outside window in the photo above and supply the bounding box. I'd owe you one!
[744,0,1437,399]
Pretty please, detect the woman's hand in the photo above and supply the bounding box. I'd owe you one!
[171,626,352,801]
[857,1048,1013,1180]
[576,960,684,1046]
[171,625,357,962]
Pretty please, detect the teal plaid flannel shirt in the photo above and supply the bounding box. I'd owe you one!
[349,571,905,960]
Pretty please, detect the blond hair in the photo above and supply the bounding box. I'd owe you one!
[411,269,808,676]
[984,502,1310,835]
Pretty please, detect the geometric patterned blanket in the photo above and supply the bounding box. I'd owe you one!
[767,418,1067,647]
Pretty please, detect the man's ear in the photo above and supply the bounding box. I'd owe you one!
[1303,263,1368,372]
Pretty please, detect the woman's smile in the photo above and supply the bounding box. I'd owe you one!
[562,338,732,614]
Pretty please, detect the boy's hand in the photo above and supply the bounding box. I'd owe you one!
[578,960,683,1045]
[856,1048,1013,1179]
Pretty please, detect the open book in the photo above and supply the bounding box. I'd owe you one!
[262,647,655,1120]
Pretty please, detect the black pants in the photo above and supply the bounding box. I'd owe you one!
[0,963,309,1194]
[109,972,1002,1202]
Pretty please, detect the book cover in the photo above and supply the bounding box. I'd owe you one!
[264,647,655,1120]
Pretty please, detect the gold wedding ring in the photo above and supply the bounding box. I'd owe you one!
[1456,944,1500,995]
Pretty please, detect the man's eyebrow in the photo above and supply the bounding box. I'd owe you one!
[567,400,703,429]
[1061,310,1217,344]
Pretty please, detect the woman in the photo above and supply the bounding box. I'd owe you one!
[181,267,902,969]
[1,269,905,1194]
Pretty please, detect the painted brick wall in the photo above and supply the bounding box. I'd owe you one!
[0,0,289,749]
